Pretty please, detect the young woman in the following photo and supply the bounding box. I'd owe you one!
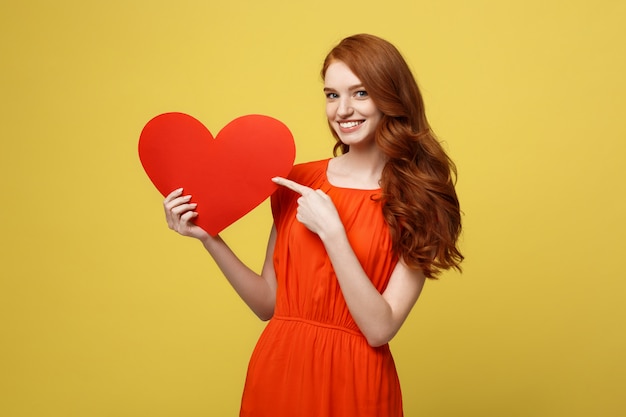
[164,33,463,417]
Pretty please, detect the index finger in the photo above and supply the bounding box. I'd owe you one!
[272,177,312,195]
[165,187,184,201]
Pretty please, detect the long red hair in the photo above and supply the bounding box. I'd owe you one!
[322,34,463,278]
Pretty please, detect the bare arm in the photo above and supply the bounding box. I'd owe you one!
[272,178,425,346]
[320,229,425,346]
[164,188,277,320]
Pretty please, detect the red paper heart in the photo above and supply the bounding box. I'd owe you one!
[138,112,295,235]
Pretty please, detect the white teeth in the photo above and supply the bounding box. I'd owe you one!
[339,121,361,128]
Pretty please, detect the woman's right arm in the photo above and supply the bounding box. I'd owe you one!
[164,188,277,320]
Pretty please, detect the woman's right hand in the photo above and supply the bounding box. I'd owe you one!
[163,188,210,241]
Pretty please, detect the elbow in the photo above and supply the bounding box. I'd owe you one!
[258,313,273,322]
[364,330,397,348]
[250,294,276,321]
[361,316,402,347]
[366,337,390,348]
[255,307,275,322]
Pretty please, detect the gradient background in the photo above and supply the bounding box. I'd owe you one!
[1,1,625,416]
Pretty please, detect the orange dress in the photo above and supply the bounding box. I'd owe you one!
[240,159,403,417]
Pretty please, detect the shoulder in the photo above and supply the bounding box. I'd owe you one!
[287,159,329,187]
[271,159,329,219]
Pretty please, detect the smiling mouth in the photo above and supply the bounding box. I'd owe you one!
[339,120,364,129]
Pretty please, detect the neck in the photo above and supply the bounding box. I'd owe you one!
[329,146,386,189]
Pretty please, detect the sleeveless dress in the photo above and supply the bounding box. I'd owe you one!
[239,159,403,417]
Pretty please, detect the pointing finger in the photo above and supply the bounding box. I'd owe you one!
[272,177,312,195]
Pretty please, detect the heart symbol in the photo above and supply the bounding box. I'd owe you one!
[138,112,295,235]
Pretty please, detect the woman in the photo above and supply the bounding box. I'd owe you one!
[164,34,463,417]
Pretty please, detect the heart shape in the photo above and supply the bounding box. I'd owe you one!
[138,112,295,235]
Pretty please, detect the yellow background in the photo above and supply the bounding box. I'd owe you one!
[1,1,625,416]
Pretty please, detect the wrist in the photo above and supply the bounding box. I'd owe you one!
[200,233,221,249]
[319,224,347,245]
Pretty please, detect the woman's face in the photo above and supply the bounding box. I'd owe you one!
[324,61,383,150]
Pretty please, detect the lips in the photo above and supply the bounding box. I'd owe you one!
[338,120,364,130]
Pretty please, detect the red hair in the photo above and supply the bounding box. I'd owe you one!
[322,34,463,278]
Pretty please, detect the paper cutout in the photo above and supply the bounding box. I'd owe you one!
[138,112,295,235]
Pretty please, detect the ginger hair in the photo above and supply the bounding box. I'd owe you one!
[322,34,463,278]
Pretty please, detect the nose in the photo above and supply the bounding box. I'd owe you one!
[336,97,353,118]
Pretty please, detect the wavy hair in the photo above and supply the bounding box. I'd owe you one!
[322,34,463,278]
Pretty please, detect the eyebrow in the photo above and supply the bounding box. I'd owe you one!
[323,84,366,92]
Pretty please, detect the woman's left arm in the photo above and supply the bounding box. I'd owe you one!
[325,236,425,347]
[272,177,426,347]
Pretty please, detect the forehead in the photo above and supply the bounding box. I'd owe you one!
[324,61,363,88]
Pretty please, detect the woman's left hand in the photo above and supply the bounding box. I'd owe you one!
[272,177,344,239]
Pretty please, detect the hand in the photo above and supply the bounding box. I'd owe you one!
[163,188,210,241]
[272,177,344,239]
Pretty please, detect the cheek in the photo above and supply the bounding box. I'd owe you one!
[364,102,382,118]
[367,106,383,127]
[373,112,383,127]
[325,102,336,121]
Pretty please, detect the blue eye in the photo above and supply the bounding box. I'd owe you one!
[326,92,338,99]
[355,90,368,98]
